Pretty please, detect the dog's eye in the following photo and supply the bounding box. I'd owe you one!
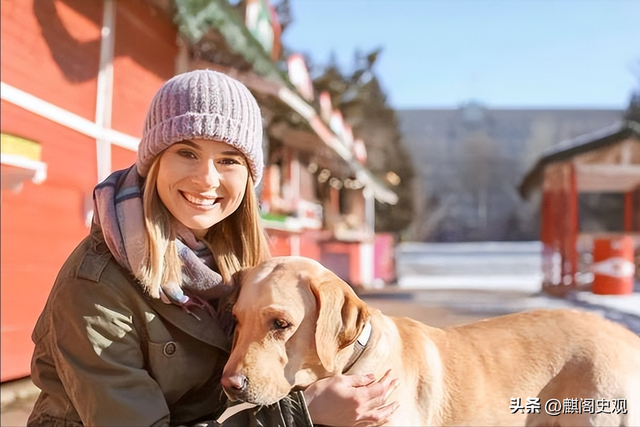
[273,319,291,330]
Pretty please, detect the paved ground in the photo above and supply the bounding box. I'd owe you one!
[392,241,640,335]
[0,378,39,426]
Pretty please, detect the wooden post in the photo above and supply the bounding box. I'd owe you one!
[540,188,558,291]
[564,163,579,289]
[541,163,578,296]
[541,165,562,294]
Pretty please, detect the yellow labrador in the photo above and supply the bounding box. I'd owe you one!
[222,256,640,426]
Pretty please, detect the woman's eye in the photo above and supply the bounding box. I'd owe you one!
[177,149,197,159]
[219,158,242,165]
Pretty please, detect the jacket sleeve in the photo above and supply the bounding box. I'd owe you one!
[41,275,172,426]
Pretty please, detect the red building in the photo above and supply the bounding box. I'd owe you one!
[1,0,396,382]
[519,121,640,296]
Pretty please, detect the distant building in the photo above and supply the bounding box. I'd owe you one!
[518,120,640,295]
[398,103,623,242]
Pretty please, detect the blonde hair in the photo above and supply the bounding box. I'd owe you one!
[140,155,271,292]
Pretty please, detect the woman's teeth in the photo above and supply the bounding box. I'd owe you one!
[183,193,216,206]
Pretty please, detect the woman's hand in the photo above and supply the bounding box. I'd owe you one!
[304,370,400,426]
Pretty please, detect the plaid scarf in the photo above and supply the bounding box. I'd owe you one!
[92,166,234,313]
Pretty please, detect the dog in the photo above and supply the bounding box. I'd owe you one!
[221,256,640,426]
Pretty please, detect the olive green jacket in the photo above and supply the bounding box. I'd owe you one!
[28,228,312,427]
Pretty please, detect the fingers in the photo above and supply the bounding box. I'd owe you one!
[355,370,401,414]
[351,369,392,389]
[345,373,377,387]
[354,400,400,427]
[364,378,400,412]
[383,377,401,402]
[374,369,392,385]
[368,370,399,398]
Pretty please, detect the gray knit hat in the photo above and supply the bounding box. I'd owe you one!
[136,70,264,185]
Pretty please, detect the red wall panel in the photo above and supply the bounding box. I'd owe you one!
[111,0,178,138]
[266,229,293,257]
[1,0,101,121]
[111,144,138,172]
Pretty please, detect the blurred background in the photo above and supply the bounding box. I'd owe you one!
[1,0,639,423]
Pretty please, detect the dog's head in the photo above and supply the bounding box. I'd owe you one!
[221,256,370,405]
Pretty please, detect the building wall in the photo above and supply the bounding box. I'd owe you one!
[111,0,177,137]
[398,105,624,242]
[0,0,177,381]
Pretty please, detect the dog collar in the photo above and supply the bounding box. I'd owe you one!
[357,320,372,346]
[343,320,372,373]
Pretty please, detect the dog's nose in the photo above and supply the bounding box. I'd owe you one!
[222,374,247,390]
[221,374,248,399]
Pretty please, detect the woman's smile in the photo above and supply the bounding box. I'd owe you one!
[156,138,249,236]
[181,191,221,208]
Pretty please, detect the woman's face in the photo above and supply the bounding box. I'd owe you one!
[156,139,249,238]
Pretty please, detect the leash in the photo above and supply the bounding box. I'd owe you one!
[342,320,372,373]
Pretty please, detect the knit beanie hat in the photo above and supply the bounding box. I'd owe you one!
[136,69,264,185]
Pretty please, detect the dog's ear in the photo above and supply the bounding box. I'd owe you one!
[231,268,245,286]
[226,269,246,304]
[309,271,370,373]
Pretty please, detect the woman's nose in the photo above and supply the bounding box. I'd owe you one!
[194,159,221,187]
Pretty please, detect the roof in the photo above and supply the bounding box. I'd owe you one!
[518,120,640,198]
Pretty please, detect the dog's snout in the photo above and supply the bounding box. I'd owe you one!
[221,374,248,400]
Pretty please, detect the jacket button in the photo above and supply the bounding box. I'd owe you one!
[163,341,177,356]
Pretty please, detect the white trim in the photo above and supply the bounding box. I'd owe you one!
[277,87,316,120]
[1,154,48,193]
[278,87,353,161]
[95,0,117,182]
[359,242,374,287]
[0,82,139,151]
[1,154,47,183]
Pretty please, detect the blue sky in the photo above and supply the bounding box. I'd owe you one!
[282,0,640,110]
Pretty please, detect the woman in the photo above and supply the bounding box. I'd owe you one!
[28,70,397,426]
